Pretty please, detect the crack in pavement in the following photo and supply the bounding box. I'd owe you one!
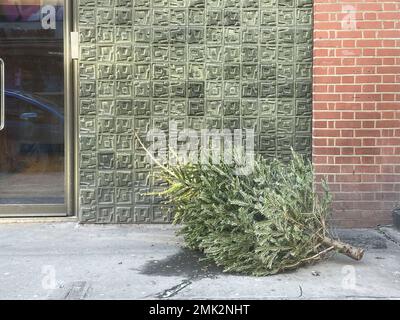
[297,285,303,298]
[139,248,222,299]
[377,226,400,248]
[151,272,218,299]
[154,279,193,299]
[47,281,91,300]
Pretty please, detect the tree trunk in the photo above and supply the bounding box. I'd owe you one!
[322,236,365,261]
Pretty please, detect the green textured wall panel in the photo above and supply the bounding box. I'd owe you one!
[78,0,313,223]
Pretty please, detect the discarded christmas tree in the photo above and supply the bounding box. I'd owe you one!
[139,138,364,275]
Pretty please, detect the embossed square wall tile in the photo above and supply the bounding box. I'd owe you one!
[78,0,313,223]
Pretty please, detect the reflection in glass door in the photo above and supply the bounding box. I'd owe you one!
[0,0,65,208]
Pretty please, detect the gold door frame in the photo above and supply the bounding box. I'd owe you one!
[0,0,77,217]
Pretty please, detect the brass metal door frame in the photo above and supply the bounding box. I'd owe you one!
[0,0,77,217]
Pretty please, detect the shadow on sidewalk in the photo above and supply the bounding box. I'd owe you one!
[140,248,223,278]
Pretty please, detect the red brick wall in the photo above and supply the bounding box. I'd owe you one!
[313,0,400,227]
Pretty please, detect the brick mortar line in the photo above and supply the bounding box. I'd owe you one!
[314,39,400,41]
[314,21,400,23]
[314,67,400,69]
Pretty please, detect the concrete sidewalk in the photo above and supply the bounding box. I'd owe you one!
[0,222,399,300]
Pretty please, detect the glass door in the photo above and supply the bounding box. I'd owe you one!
[0,0,68,215]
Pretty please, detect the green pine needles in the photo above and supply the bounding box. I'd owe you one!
[139,137,364,275]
